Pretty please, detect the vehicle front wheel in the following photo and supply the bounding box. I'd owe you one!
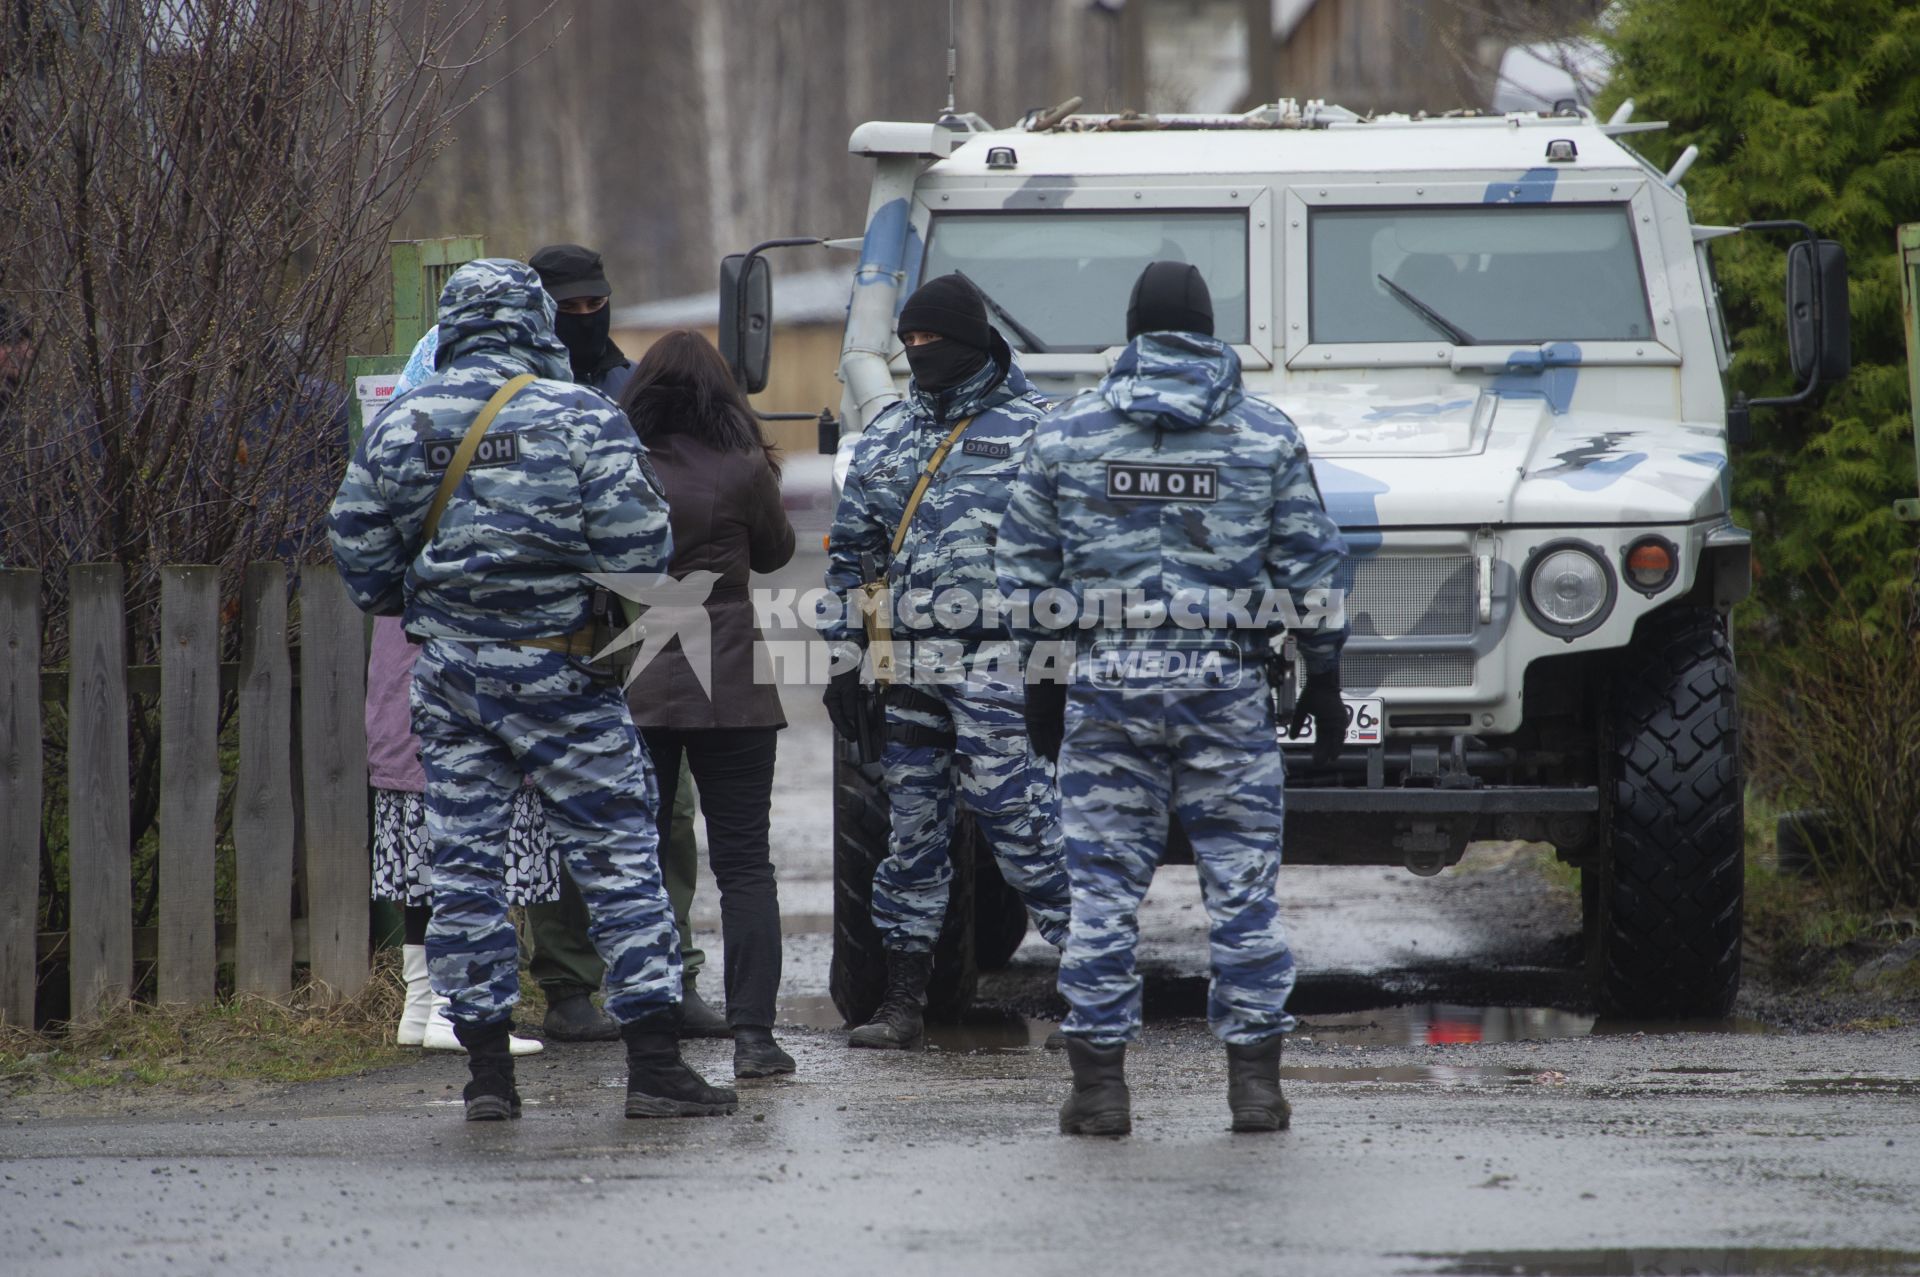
[1594,607,1744,1018]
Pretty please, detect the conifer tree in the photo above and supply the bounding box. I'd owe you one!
[1602,0,1920,641]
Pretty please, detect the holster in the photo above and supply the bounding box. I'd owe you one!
[859,577,898,687]
[584,586,637,684]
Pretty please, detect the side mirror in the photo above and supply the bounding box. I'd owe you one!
[718,252,772,395]
[1739,221,1853,412]
[1785,239,1851,386]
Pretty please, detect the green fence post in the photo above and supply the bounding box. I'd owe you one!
[1897,223,1920,523]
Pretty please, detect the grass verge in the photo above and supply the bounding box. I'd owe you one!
[1,954,412,1094]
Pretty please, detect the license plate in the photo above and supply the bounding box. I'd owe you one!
[1281,697,1384,747]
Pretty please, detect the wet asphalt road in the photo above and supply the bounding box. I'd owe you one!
[6,482,1920,1275]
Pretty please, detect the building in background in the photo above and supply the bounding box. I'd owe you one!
[612,267,853,454]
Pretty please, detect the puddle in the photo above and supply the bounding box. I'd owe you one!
[1781,1076,1920,1096]
[777,995,1051,1053]
[1296,1004,1775,1047]
[777,995,1779,1052]
[1298,1005,1595,1047]
[1283,1064,1531,1086]
[1400,1248,1920,1276]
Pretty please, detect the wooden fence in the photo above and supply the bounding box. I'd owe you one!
[0,563,370,1027]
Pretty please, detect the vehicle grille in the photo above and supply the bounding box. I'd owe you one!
[1296,650,1475,690]
[1346,650,1475,689]
[1347,555,1475,639]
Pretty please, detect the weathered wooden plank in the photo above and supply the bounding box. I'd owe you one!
[42,661,247,701]
[298,566,370,1002]
[38,918,313,966]
[0,571,43,1027]
[67,564,133,1020]
[157,567,221,1005]
[234,564,294,1000]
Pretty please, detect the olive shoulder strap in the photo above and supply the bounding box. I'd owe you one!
[418,373,537,548]
[887,414,976,556]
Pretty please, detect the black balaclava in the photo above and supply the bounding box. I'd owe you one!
[897,273,993,393]
[531,243,616,378]
[1126,261,1214,339]
[554,305,613,377]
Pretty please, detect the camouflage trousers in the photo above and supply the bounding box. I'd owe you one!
[873,640,1071,954]
[1056,680,1296,1046]
[411,641,681,1026]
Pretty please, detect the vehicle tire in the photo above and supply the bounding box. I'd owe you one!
[971,843,1030,972]
[828,746,979,1025]
[829,749,891,1027]
[1595,606,1743,1018]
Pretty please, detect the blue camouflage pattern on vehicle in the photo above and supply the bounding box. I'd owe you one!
[823,353,1050,642]
[329,257,671,639]
[411,642,680,1025]
[872,644,1071,954]
[994,330,1349,1047]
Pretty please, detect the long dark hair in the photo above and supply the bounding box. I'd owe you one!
[617,328,781,477]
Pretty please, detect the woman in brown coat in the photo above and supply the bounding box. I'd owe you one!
[618,330,798,1078]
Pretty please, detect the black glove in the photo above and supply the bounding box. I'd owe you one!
[823,666,867,743]
[1287,670,1347,768]
[1023,680,1068,763]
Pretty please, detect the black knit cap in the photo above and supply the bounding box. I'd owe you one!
[1126,261,1213,339]
[529,243,611,301]
[897,273,993,350]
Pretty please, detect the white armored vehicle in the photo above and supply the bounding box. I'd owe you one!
[724,99,1850,1024]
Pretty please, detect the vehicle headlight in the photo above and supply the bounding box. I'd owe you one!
[1523,541,1616,638]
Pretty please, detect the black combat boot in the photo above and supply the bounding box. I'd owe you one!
[846,950,932,1050]
[732,1025,797,1079]
[678,975,732,1039]
[542,991,619,1042]
[1225,1036,1291,1132]
[1058,1038,1131,1136]
[453,1017,521,1122]
[622,1012,740,1118]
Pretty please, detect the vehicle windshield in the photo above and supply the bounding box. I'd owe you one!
[1309,206,1655,345]
[921,210,1249,352]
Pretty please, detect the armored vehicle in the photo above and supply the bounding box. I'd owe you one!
[726,99,1851,1024]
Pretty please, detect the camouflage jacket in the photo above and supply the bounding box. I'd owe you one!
[995,332,1348,674]
[823,354,1049,642]
[328,259,672,641]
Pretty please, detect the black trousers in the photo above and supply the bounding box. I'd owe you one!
[640,726,782,1029]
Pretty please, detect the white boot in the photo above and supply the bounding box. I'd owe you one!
[396,945,434,1046]
[421,995,544,1055]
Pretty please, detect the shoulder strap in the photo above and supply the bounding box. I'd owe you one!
[419,374,536,546]
[888,414,976,556]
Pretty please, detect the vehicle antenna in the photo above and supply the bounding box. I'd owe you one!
[945,0,957,116]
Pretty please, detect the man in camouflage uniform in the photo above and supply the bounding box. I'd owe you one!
[330,258,736,1122]
[822,274,1072,1050]
[995,262,1348,1135]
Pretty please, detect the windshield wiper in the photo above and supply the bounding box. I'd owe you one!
[1376,273,1479,347]
[953,269,1049,353]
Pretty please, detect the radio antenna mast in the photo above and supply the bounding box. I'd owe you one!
[945,0,957,116]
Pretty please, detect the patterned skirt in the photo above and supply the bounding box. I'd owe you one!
[370,787,561,906]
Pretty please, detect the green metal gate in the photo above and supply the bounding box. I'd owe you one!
[346,235,486,446]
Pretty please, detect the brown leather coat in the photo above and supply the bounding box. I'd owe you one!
[625,432,795,730]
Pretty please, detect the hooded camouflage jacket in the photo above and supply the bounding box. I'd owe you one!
[329,259,671,640]
[823,352,1049,643]
[995,332,1348,674]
